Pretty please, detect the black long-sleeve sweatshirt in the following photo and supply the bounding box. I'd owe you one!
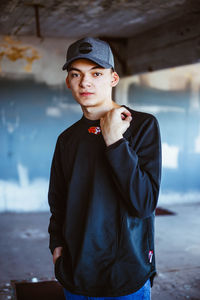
[48,107,162,297]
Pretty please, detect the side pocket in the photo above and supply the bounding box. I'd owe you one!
[117,215,125,250]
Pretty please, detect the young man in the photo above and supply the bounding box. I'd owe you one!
[48,37,161,300]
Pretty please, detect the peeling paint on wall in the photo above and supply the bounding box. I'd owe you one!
[132,63,200,92]
[0,35,74,86]
[0,77,83,212]
[0,179,49,212]
[119,62,200,198]
[1,62,200,211]
[1,105,20,134]
[162,143,180,169]
[17,163,29,187]
[46,106,61,118]
[159,192,200,205]
[0,36,40,72]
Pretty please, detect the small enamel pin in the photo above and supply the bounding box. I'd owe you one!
[88,126,101,135]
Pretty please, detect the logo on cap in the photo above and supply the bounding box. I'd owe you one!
[79,42,92,54]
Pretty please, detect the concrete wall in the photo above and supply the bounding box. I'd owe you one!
[116,64,200,205]
[0,77,82,211]
[0,35,82,211]
[1,35,200,211]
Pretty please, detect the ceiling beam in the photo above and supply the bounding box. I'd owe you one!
[124,11,200,75]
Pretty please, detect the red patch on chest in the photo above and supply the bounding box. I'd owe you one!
[88,126,101,135]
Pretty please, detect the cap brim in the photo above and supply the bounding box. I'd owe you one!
[62,62,68,70]
[62,55,113,71]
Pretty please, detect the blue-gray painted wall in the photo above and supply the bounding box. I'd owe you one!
[128,83,200,193]
[0,76,200,211]
[0,78,82,182]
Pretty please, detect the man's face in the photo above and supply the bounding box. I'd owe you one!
[66,59,119,108]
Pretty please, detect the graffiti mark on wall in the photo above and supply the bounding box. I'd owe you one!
[0,36,40,72]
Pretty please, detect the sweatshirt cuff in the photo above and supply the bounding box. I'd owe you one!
[49,239,65,254]
[105,138,126,151]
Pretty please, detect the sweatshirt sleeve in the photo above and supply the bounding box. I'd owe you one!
[105,116,161,218]
[48,137,67,254]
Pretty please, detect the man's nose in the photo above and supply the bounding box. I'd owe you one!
[79,75,91,87]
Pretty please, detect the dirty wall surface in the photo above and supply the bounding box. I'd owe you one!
[1,35,200,211]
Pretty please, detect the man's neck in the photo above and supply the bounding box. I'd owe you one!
[82,101,121,120]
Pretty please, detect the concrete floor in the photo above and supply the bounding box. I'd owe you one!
[0,203,200,300]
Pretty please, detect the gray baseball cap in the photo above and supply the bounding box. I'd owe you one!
[62,37,114,71]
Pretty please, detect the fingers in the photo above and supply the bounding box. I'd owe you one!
[114,107,132,122]
[117,106,132,117]
[124,115,132,122]
[101,107,132,124]
[121,113,132,121]
[101,107,132,121]
[121,113,126,120]
[100,106,132,146]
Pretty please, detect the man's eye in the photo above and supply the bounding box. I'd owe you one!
[94,72,102,77]
[71,73,79,78]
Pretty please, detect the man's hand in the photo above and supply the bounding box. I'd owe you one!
[53,246,63,264]
[100,107,132,146]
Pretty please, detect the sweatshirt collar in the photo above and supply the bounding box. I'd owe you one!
[81,114,100,126]
[81,105,132,139]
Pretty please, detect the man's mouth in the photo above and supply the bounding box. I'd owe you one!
[80,92,94,96]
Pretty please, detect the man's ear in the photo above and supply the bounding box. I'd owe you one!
[66,76,71,89]
[111,72,119,87]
